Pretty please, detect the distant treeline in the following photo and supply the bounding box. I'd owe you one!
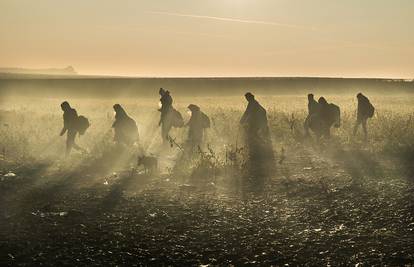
[0,75,413,98]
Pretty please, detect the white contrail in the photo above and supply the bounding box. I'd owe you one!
[148,11,316,31]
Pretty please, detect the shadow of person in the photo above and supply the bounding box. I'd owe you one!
[82,144,138,177]
[329,144,385,183]
[98,175,135,212]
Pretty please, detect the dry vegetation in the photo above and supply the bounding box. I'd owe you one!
[1,94,414,265]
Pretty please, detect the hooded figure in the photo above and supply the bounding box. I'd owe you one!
[240,92,270,139]
[186,104,210,149]
[318,97,330,127]
[353,93,374,139]
[60,101,83,156]
[240,93,274,181]
[304,93,320,136]
[112,104,139,146]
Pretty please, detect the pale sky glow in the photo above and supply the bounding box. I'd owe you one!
[1,0,413,78]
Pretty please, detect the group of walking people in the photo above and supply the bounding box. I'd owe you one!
[60,88,212,156]
[60,90,375,159]
[157,88,210,148]
[304,93,375,140]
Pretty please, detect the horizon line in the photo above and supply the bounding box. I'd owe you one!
[1,72,412,81]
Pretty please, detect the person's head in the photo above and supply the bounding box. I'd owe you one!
[318,97,328,105]
[60,101,71,111]
[165,90,170,95]
[244,92,255,102]
[308,93,314,101]
[159,88,165,96]
[357,92,363,99]
[187,104,200,113]
[113,104,126,116]
[113,103,122,112]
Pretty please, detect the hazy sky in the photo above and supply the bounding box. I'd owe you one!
[1,0,413,78]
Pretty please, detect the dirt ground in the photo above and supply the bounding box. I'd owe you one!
[1,142,413,266]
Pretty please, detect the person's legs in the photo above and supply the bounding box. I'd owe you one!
[323,125,331,139]
[193,129,203,149]
[304,115,311,136]
[66,130,84,156]
[72,143,82,151]
[161,122,172,144]
[318,120,330,139]
[362,118,368,140]
[160,110,170,143]
[66,130,76,156]
[353,118,361,136]
[161,123,167,143]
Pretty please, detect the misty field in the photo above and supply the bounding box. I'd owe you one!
[1,94,414,266]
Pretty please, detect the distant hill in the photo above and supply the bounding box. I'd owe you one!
[0,66,77,76]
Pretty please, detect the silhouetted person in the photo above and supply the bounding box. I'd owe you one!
[158,88,183,144]
[112,104,139,146]
[308,93,319,115]
[319,97,341,138]
[240,93,274,187]
[240,93,270,140]
[304,93,319,136]
[158,88,173,125]
[60,101,83,156]
[353,93,374,139]
[185,104,210,149]
[158,88,174,143]
[305,97,340,140]
[318,96,330,125]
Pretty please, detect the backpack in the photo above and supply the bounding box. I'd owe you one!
[201,112,210,128]
[77,115,90,135]
[367,103,375,118]
[171,109,184,128]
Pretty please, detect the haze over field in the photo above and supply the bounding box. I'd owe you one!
[2,1,414,266]
[1,0,414,78]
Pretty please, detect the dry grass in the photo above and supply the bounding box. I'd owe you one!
[1,94,413,161]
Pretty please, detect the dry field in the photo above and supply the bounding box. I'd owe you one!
[1,93,414,265]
